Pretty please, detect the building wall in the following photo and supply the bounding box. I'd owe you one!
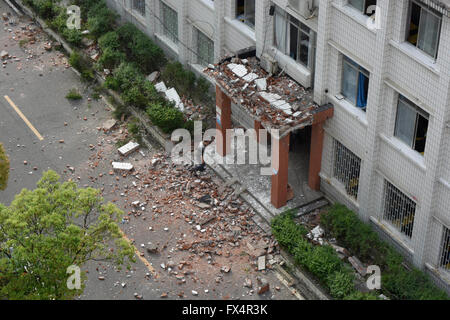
[316,0,450,292]
[107,0,450,291]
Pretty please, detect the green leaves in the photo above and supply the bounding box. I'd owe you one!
[0,170,135,299]
[0,143,9,190]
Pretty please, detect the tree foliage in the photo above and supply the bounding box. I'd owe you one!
[0,170,135,299]
[0,143,9,191]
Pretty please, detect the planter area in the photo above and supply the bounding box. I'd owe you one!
[271,204,449,300]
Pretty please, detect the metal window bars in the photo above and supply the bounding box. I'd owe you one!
[160,1,179,44]
[439,226,450,270]
[132,0,146,16]
[333,140,362,200]
[383,180,416,238]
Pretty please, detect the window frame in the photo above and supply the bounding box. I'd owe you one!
[333,140,362,200]
[406,0,442,59]
[341,56,370,111]
[236,0,255,29]
[132,0,146,16]
[160,1,179,45]
[348,0,377,15]
[383,180,417,239]
[439,226,450,271]
[273,6,313,69]
[196,28,214,66]
[394,95,429,155]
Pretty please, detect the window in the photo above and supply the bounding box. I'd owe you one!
[348,0,377,15]
[333,140,362,200]
[394,95,429,155]
[439,226,450,271]
[341,56,369,111]
[132,0,145,16]
[274,6,315,68]
[236,0,255,29]
[160,1,178,44]
[383,180,416,238]
[196,28,214,66]
[406,0,442,59]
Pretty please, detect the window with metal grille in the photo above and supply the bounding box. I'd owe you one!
[132,0,145,16]
[383,180,416,238]
[333,140,361,200]
[439,226,450,271]
[196,28,214,66]
[160,1,178,44]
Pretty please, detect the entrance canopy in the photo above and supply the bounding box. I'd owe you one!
[204,57,321,138]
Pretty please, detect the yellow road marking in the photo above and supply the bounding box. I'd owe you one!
[3,95,44,141]
[119,230,157,278]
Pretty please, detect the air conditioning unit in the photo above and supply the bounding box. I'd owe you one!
[261,52,278,75]
[288,0,317,19]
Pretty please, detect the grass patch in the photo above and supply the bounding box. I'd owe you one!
[66,89,82,100]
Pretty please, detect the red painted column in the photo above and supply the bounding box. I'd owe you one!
[215,85,232,157]
[271,133,290,209]
[254,120,263,143]
[308,107,334,191]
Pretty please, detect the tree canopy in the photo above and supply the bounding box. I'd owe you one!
[0,143,9,191]
[0,170,135,299]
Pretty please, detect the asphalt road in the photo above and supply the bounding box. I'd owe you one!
[0,1,299,301]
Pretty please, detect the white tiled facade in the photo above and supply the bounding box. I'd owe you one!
[106,0,450,291]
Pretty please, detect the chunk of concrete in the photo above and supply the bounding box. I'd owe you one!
[348,256,367,276]
[112,162,133,172]
[118,141,140,156]
[103,119,117,132]
[255,78,267,91]
[147,71,160,83]
[258,256,266,271]
[165,88,181,106]
[155,81,167,93]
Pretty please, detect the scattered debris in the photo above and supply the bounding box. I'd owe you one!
[118,141,140,156]
[112,162,133,172]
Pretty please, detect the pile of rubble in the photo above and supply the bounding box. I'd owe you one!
[204,57,319,135]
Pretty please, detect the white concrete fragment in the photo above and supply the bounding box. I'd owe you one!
[255,78,267,91]
[242,72,259,82]
[227,63,248,78]
[258,256,266,271]
[118,141,140,156]
[147,71,159,83]
[165,87,181,106]
[155,81,167,93]
[112,162,133,171]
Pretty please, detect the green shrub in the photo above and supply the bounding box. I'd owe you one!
[86,1,117,38]
[327,270,355,299]
[146,103,185,134]
[161,62,196,97]
[97,47,125,70]
[62,28,83,47]
[66,89,82,100]
[68,51,83,71]
[112,62,144,92]
[321,204,385,263]
[271,211,308,252]
[98,31,121,51]
[344,292,379,300]
[305,245,344,282]
[116,23,166,73]
[25,0,56,19]
[48,7,68,33]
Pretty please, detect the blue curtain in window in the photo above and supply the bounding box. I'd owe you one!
[357,73,367,108]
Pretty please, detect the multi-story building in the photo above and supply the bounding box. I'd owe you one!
[106,0,450,292]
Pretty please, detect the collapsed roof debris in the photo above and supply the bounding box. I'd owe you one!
[204,57,320,137]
